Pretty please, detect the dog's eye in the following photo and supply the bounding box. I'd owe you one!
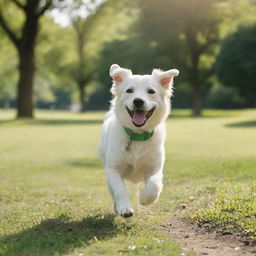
[148,89,155,94]
[126,88,133,93]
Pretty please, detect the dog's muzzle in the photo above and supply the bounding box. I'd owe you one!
[126,107,155,127]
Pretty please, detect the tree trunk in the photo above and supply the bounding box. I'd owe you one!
[189,67,203,116]
[185,26,204,117]
[189,56,203,116]
[17,49,36,118]
[16,2,39,118]
[253,95,256,108]
[78,83,86,113]
[191,86,202,116]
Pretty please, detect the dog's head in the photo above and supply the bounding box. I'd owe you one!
[110,64,179,131]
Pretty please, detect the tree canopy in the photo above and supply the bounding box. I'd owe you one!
[216,25,256,106]
[0,0,256,115]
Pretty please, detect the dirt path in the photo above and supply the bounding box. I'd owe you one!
[162,213,256,256]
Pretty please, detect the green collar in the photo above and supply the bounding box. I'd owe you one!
[123,127,154,141]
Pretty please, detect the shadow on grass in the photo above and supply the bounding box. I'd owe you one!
[66,158,102,169]
[0,214,119,256]
[225,120,256,128]
[0,119,102,126]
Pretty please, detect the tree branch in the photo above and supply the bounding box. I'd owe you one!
[0,10,20,49]
[37,0,52,17]
[10,0,25,9]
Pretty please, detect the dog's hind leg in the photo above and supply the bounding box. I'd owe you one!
[140,171,163,205]
[106,168,134,217]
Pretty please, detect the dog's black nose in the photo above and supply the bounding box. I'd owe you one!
[133,98,144,108]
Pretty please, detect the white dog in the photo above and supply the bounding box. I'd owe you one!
[98,64,179,217]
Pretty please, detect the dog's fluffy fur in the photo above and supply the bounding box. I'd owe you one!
[98,64,179,217]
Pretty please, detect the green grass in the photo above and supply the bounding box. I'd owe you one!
[0,109,255,256]
[193,186,256,238]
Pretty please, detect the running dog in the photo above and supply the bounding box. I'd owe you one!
[99,64,179,217]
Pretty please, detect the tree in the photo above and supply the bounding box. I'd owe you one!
[71,15,94,112]
[216,25,256,106]
[52,0,103,112]
[36,17,75,110]
[136,0,224,116]
[0,0,53,118]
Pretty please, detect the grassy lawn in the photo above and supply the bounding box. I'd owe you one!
[0,109,255,256]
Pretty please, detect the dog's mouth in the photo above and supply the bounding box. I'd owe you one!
[126,107,155,127]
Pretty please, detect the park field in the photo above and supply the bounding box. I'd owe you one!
[0,109,255,256]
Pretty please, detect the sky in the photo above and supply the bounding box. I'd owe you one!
[48,0,105,27]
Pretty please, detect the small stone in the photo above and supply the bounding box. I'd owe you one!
[234,247,241,251]
[128,245,136,250]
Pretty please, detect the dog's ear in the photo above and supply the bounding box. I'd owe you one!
[152,68,179,88]
[109,64,132,84]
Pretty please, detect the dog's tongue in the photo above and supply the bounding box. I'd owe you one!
[132,110,147,126]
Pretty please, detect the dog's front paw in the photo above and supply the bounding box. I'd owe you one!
[114,203,134,218]
[140,187,160,205]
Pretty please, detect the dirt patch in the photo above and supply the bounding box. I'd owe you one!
[162,212,256,256]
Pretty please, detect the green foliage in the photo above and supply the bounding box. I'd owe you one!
[136,0,223,81]
[92,0,256,111]
[91,36,158,109]
[1,0,256,111]
[205,83,245,109]
[0,34,17,105]
[94,0,226,113]
[36,17,76,108]
[216,25,256,105]
[0,0,25,39]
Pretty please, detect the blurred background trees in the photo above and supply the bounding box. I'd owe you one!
[216,25,256,107]
[135,0,224,116]
[0,0,255,118]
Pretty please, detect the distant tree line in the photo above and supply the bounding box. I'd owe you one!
[91,0,256,115]
[0,0,256,118]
